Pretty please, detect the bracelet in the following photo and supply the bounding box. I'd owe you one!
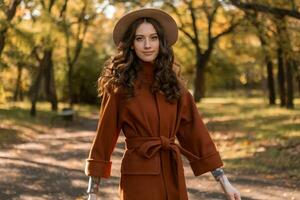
[87,176,100,194]
[211,168,224,181]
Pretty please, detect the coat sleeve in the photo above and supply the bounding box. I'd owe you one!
[85,89,122,178]
[176,89,223,176]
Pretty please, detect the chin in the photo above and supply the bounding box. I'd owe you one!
[139,57,153,62]
[138,55,157,62]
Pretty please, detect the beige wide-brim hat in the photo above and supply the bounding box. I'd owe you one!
[113,8,178,47]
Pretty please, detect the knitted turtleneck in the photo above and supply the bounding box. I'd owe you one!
[138,60,155,83]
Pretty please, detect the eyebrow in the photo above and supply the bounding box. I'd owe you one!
[135,33,158,37]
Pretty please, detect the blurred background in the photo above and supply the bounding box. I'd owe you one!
[0,0,299,200]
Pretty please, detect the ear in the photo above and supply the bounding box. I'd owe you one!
[131,46,134,50]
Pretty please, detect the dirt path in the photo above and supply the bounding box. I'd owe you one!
[0,116,299,200]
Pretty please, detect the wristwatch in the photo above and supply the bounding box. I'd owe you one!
[211,168,225,181]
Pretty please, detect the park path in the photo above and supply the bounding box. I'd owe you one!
[0,115,299,200]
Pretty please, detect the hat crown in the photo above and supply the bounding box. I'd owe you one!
[113,8,178,47]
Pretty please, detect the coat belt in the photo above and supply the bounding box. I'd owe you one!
[125,136,199,200]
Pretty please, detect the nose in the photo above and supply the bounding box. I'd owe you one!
[144,38,151,49]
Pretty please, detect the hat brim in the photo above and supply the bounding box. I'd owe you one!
[113,8,178,47]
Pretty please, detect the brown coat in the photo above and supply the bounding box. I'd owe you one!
[85,62,223,200]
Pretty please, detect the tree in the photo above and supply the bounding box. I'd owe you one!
[164,0,242,101]
[60,0,96,107]
[228,0,297,108]
[245,12,276,105]
[29,0,68,116]
[0,0,22,56]
[228,0,300,20]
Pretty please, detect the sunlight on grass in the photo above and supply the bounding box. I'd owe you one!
[197,97,300,180]
[0,101,98,147]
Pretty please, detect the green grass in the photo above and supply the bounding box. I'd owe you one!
[197,97,300,181]
[0,101,99,147]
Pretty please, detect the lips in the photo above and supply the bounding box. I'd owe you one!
[143,51,154,56]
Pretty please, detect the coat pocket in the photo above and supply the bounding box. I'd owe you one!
[121,149,161,175]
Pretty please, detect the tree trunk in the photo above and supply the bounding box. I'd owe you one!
[43,49,58,111]
[266,56,276,105]
[297,73,300,95]
[194,56,208,102]
[277,47,286,107]
[68,63,74,107]
[193,47,212,102]
[286,59,294,108]
[13,64,23,101]
[194,65,205,102]
[0,30,6,56]
[30,65,44,116]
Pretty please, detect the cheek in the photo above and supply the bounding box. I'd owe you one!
[133,42,142,53]
[154,41,160,52]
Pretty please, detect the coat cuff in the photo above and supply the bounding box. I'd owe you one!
[85,159,112,178]
[189,152,223,176]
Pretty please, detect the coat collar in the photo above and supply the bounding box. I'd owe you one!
[139,60,154,76]
[137,61,155,83]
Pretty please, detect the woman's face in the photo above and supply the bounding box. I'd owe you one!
[133,22,159,62]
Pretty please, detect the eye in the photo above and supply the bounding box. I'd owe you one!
[135,37,143,41]
[151,36,158,40]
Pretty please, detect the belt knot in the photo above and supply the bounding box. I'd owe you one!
[124,135,199,200]
[160,136,172,150]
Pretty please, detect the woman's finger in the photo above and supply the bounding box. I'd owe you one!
[234,192,241,200]
[227,193,235,200]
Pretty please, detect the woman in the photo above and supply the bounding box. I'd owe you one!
[85,8,241,200]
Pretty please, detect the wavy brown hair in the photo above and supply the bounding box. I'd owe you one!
[98,17,184,103]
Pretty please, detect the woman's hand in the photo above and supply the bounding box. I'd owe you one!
[88,193,97,200]
[87,176,100,200]
[219,175,241,200]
